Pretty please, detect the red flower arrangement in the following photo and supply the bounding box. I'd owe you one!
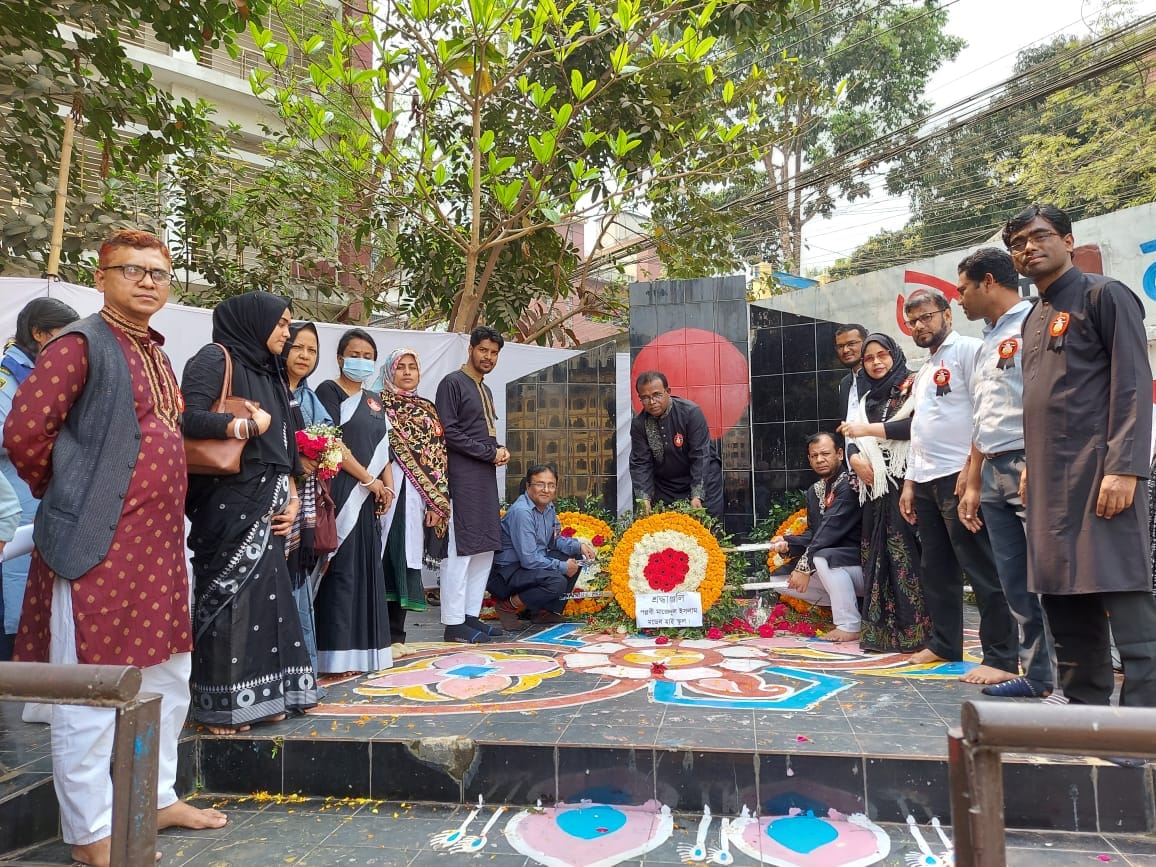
[643,547,690,592]
[295,423,343,480]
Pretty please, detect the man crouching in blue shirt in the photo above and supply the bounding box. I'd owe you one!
[489,464,597,630]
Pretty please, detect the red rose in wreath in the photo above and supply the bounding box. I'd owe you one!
[643,547,690,592]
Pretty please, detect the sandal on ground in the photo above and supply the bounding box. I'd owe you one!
[443,623,490,644]
[425,589,441,606]
[981,676,1051,698]
[493,599,526,632]
[465,615,504,637]
[531,610,568,626]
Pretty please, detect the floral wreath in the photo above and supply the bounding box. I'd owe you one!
[556,511,614,616]
[609,512,726,619]
[766,506,807,572]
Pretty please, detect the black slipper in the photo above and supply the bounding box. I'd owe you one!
[465,615,504,637]
[981,676,1050,698]
[443,623,490,644]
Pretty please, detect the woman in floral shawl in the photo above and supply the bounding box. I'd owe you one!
[377,348,450,657]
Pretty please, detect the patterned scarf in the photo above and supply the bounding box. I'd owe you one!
[100,306,181,432]
[381,350,450,520]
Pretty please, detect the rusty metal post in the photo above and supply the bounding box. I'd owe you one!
[109,692,162,867]
[0,663,161,864]
[966,745,1006,867]
[0,661,140,705]
[963,699,1156,758]
[947,728,975,867]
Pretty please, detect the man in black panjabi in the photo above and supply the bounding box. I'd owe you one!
[435,327,510,644]
[1006,202,1156,706]
[629,371,724,521]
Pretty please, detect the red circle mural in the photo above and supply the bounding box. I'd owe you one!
[631,328,750,437]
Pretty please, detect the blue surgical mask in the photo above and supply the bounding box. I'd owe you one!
[342,357,376,383]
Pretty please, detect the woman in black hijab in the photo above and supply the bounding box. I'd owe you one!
[838,333,930,653]
[182,291,318,733]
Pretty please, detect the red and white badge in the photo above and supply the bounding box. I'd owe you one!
[996,338,1019,370]
[933,367,952,396]
[367,398,382,413]
[176,390,186,413]
[1050,312,1070,337]
[824,489,836,508]
[673,432,685,448]
[432,420,443,437]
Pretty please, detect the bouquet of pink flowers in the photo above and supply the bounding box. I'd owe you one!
[295,423,343,480]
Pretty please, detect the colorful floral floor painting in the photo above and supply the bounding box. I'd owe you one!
[314,624,985,718]
[427,795,894,867]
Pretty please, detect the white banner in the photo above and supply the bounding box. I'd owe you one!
[0,278,579,493]
[635,591,703,628]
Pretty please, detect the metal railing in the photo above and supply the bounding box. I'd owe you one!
[948,699,1156,866]
[0,662,161,865]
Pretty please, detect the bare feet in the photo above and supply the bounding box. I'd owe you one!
[205,723,250,735]
[71,838,160,866]
[960,664,1018,685]
[907,649,947,666]
[157,799,228,831]
[821,628,861,643]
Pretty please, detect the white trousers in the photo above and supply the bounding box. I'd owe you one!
[439,518,493,626]
[779,556,865,633]
[49,577,190,845]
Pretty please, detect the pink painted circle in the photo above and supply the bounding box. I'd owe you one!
[631,328,749,436]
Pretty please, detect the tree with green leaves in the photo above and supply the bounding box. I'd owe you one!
[713,0,963,273]
[827,16,1155,278]
[998,32,1156,218]
[250,0,812,337]
[0,0,269,275]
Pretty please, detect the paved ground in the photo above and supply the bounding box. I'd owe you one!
[4,796,1155,865]
[3,605,1155,865]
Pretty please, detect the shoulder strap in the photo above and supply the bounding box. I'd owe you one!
[212,343,234,406]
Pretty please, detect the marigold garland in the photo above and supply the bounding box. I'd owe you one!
[609,512,727,619]
[766,506,808,572]
[556,511,615,616]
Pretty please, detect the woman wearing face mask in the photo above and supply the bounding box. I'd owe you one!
[838,333,930,654]
[0,298,79,661]
[311,328,396,673]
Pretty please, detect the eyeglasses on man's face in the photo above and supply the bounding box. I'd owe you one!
[904,310,944,330]
[638,390,668,404]
[528,481,557,491]
[1007,228,1060,254]
[101,264,175,286]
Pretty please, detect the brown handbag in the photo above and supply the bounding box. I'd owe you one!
[311,477,339,555]
[184,343,258,475]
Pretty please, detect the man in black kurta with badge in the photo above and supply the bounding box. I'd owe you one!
[630,371,724,521]
[435,327,510,643]
[1006,202,1156,706]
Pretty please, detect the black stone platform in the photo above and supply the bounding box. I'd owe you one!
[3,606,1155,863]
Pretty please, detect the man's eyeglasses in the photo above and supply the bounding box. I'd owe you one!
[529,482,557,491]
[904,310,943,330]
[100,264,175,286]
[638,392,668,404]
[1007,229,1060,253]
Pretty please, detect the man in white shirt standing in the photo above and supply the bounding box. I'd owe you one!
[956,249,1056,699]
[900,288,1018,685]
